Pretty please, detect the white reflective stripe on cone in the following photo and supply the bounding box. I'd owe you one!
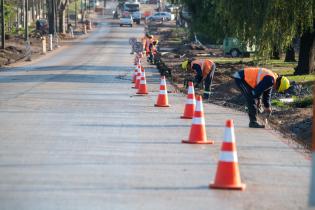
[219,151,238,162]
[188,86,194,94]
[195,100,203,112]
[161,80,166,85]
[140,79,146,84]
[186,99,195,105]
[159,90,167,94]
[224,127,235,142]
[192,117,205,125]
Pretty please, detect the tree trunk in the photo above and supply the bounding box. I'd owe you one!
[57,1,68,34]
[285,45,296,62]
[47,0,55,34]
[295,30,315,75]
[32,0,35,21]
[58,10,65,33]
[271,46,280,60]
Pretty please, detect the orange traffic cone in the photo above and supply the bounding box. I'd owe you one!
[209,119,245,190]
[134,66,143,89]
[182,96,214,144]
[181,82,196,119]
[137,70,148,95]
[132,65,140,83]
[154,76,170,107]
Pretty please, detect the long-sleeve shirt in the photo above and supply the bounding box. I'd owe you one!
[192,63,203,84]
[235,70,274,108]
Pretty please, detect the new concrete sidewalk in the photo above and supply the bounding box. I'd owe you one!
[0,14,310,210]
[125,61,310,210]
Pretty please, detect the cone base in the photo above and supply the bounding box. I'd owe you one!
[180,116,193,119]
[136,92,148,95]
[155,104,170,107]
[209,183,246,191]
[182,139,214,144]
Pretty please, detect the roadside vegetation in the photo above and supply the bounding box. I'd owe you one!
[146,0,314,148]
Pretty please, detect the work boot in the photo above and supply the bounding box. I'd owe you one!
[202,93,209,100]
[249,121,265,128]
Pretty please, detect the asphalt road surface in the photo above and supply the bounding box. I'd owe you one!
[0,12,311,210]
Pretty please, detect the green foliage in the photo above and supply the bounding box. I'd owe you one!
[271,99,290,108]
[287,74,315,83]
[3,2,15,32]
[178,0,314,60]
[272,96,313,109]
[293,96,313,108]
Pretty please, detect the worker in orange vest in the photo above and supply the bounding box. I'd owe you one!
[181,58,216,99]
[141,33,154,58]
[232,67,290,128]
[148,39,158,64]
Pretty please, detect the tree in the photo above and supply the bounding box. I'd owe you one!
[179,0,314,74]
[57,0,68,33]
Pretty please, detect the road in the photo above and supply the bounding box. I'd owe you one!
[0,11,311,210]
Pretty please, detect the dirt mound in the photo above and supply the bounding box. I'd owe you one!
[149,21,313,150]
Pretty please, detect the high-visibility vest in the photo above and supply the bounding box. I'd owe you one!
[191,59,214,78]
[145,36,154,52]
[244,67,278,88]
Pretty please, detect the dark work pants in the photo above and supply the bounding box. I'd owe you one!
[204,73,212,92]
[206,64,216,92]
[234,78,257,122]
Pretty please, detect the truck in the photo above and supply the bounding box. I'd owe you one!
[223,37,256,57]
[123,2,141,24]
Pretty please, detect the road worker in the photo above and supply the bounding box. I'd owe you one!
[142,33,154,58]
[232,67,290,128]
[148,39,158,64]
[181,58,216,99]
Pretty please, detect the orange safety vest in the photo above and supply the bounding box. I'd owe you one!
[244,67,278,89]
[145,36,154,53]
[191,59,214,79]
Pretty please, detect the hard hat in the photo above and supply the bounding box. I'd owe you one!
[278,76,290,92]
[181,60,188,70]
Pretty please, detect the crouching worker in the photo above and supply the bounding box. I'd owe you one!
[232,67,290,128]
[181,58,216,99]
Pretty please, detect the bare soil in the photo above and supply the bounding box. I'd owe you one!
[147,21,313,150]
[0,22,92,68]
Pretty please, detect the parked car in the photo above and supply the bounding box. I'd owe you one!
[120,13,133,27]
[146,12,173,21]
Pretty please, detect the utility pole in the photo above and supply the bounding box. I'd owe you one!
[1,0,5,49]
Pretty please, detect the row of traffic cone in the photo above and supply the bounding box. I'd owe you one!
[132,62,245,191]
[180,82,245,190]
[132,64,170,107]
